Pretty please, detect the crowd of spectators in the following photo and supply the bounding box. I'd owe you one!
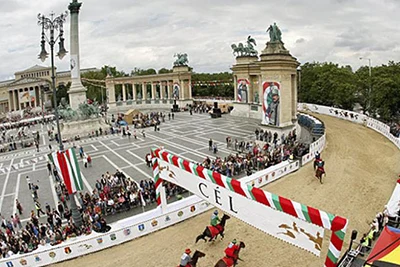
[389,122,400,138]
[202,130,308,177]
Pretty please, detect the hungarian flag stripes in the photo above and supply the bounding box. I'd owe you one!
[48,148,83,194]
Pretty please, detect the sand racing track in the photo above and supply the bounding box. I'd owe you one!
[54,114,400,267]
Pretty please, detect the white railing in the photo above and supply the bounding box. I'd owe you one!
[0,196,212,266]
[298,103,400,217]
[6,102,398,266]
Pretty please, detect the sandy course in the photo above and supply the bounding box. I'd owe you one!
[54,114,400,267]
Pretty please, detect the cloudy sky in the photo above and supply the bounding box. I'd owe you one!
[0,0,399,81]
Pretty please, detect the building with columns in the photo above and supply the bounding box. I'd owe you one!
[106,65,192,110]
[0,65,96,113]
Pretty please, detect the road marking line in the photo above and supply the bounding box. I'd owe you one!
[111,140,121,147]
[0,158,14,212]
[12,173,20,215]
[90,144,98,151]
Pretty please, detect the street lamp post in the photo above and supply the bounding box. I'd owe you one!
[359,57,372,113]
[38,12,83,228]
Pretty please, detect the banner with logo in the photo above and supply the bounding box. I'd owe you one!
[237,79,249,103]
[262,81,280,126]
[157,157,325,256]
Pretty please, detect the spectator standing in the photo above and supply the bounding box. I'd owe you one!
[16,199,23,215]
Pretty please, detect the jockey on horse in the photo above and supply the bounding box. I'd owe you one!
[209,210,224,239]
[224,239,240,265]
[313,151,321,170]
[179,248,192,267]
[315,158,325,184]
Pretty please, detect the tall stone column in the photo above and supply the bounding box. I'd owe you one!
[142,82,147,100]
[14,90,19,111]
[122,84,126,102]
[167,82,172,99]
[151,82,155,99]
[133,84,137,100]
[106,80,115,104]
[160,82,164,99]
[68,0,87,110]
[8,91,13,111]
[188,79,192,99]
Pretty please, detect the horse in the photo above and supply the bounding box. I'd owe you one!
[177,250,206,267]
[315,167,325,184]
[214,241,246,267]
[195,214,230,243]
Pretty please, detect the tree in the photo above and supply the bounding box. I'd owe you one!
[81,70,107,103]
[158,68,173,74]
[131,68,157,76]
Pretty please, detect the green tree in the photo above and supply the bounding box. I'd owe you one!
[158,68,173,74]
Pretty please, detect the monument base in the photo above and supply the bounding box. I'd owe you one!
[259,123,297,138]
[68,80,87,110]
[61,117,108,139]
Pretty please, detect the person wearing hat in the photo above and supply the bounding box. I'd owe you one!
[224,239,239,264]
[179,248,192,267]
[210,210,220,227]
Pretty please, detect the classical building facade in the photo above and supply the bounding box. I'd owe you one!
[106,65,192,110]
[0,65,96,113]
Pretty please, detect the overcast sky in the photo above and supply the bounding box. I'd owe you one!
[0,0,399,81]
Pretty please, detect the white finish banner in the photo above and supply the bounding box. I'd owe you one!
[158,159,325,256]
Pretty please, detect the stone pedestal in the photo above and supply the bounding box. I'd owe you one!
[231,39,299,135]
[61,117,108,139]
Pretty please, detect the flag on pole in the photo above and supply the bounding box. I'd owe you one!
[48,147,83,194]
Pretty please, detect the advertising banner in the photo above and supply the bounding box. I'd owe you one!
[157,158,325,256]
[19,90,35,102]
[262,81,280,126]
[237,78,249,103]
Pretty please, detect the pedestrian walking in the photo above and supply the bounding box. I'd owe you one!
[16,199,23,215]
[87,154,92,167]
[134,130,137,139]
[142,130,146,138]
[79,145,84,159]
[209,138,213,151]
[168,113,171,120]
[172,113,175,120]
[35,201,46,217]
[47,161,52,175]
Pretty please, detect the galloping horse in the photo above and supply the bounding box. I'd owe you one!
[214,241,246,267]
[195,214,230,243]
[177,250,206,267]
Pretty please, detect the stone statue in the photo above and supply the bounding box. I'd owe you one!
[78,101,101,120]
[58,98,78,121]
[147,92,151,99]
[156,91,160,99]
[137,91,142,99]
[128,92,132,100]
[173,53,189,66]
[117,94,122,102]
[266,22,282,42]
[231,35,258,57]
[173,84,180,99]
[254,91,259,103]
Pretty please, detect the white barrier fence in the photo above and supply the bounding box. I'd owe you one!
[0,196,212,267]
[298,103,400,218]
[241,112,326,187]
[8,102,398,266]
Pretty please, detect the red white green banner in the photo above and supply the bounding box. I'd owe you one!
[48,148,83,194]
[152,148,348,267]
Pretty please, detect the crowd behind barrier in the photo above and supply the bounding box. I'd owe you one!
[2,103,398,266]
[298,103,400,265]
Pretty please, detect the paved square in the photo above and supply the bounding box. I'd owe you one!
[0,112,258,223]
